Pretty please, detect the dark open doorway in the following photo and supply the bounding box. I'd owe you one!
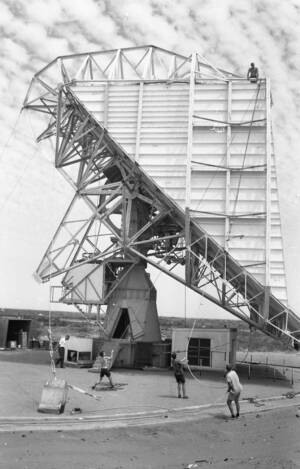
[5,319,31,348]
[112,308,131,339]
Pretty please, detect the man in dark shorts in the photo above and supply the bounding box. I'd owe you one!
[171,352,188,399]
[92,351,114,389]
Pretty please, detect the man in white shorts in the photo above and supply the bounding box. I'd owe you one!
[225,364,243,418]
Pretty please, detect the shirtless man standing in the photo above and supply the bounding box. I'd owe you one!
[225,364,243,418]
[92,351,114,389]
[171,352,188,399]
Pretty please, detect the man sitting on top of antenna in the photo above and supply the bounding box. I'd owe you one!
[247,62,259,83]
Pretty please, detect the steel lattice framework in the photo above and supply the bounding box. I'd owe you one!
[23,46,300,343]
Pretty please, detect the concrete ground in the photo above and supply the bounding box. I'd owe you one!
[1,350,300,469]
[0,349,300,432]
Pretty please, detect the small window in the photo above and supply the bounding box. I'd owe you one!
[188,338,211,367]
[67,350,77,362]
[78,351,92,361]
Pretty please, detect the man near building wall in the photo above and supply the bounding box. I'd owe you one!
[55,334,70,368]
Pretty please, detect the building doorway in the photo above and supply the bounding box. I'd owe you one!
[112,308,131,339]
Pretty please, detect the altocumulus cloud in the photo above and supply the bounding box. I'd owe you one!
[0,0,300,312]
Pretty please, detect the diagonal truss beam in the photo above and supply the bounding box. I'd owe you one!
[25,85,300,343]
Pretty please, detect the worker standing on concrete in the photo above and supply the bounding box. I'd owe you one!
[225,364,243,418]
[92,351,114,389]
[247,62,259,82]
[171,352,188,399]
[55,334,70,368]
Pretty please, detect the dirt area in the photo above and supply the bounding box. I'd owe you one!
[0,349,299,468]
[0,406,299,469]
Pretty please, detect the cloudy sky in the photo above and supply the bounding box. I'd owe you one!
[0,0,300,319]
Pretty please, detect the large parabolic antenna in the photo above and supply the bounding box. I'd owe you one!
[24,45,300,343]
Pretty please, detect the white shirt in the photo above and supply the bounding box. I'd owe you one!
[226,370,243,393]
[59,337,67,347]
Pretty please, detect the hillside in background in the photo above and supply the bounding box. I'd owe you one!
[0,308,294,352]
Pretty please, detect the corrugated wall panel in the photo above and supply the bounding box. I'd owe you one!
[72,78,288,303]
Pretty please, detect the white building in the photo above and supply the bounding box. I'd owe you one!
[172,327,237,370]
[64,336,93,367]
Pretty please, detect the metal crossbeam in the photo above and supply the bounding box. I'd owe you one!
[24,84,300,344]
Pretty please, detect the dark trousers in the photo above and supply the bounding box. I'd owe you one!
[55,347,65,368]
